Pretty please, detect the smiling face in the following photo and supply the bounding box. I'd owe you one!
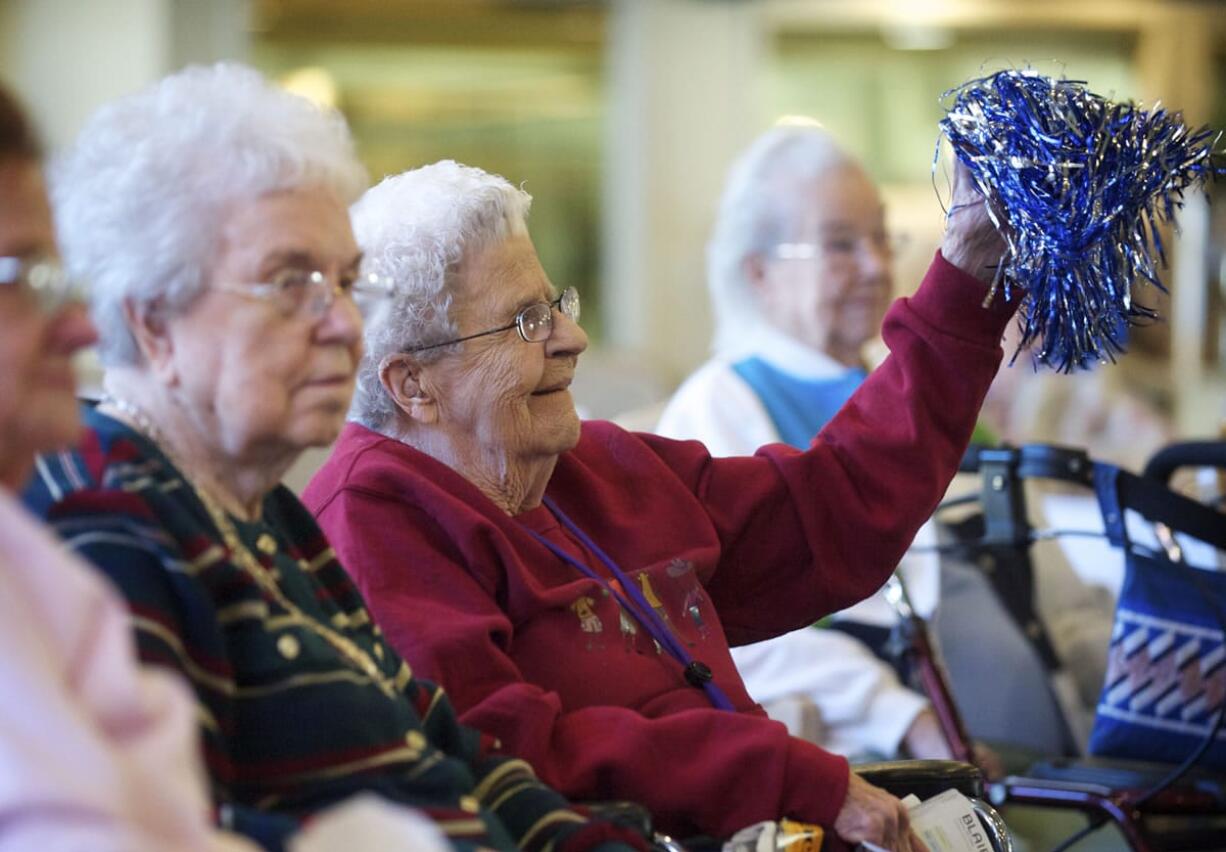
[164,185,364,464]
[0,159,98,488]
[751,164,892,366]
[419,232,588,471]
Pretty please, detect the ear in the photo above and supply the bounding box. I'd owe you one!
[122,298,178,385]
[379,353,438,426]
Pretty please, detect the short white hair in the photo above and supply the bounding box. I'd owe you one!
[53,62,368,366]
[349,160,532,432]
[707,125,856,355]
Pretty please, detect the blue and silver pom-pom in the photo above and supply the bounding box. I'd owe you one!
[938,68,1223,372]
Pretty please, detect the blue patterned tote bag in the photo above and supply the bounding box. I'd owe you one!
[1087,464,1226,770]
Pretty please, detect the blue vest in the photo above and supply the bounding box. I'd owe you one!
[731,356,867,450]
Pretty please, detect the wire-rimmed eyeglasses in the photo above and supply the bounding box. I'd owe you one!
[0,256,88,313]
[216,267,395,321]
[405,286,580,353]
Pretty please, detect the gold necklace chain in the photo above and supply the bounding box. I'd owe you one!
[101,396,400,699]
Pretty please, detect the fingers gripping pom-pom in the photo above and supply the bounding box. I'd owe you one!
[938,68,1224,372]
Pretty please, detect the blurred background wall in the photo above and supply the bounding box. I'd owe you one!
[2,0,1224,441]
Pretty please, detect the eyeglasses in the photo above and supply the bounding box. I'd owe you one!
[772,232,905,262]
[406,286,580,353]
[0,256,88,313]
[217,268,394,321]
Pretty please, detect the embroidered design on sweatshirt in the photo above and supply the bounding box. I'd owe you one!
[570,595,603,634]
[637,573,670,625]
[570,594,605,651]
[666,558,710,642]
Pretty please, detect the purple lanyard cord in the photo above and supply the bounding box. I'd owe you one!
[525,497,735,712]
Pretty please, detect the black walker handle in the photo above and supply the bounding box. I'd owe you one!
[1142,440,1226,485]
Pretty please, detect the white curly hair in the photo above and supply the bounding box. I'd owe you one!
[52,62,368,366]
[348,160,532,432]
[707,125,855,356]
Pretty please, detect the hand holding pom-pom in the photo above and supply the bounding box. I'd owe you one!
[939,68,1223,372]
[940,160,1008,288]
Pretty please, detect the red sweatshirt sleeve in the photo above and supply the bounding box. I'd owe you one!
[639,251,1015,643]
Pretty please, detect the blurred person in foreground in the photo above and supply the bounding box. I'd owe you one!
[22,64,645,852]
[0,79,260,852]
[657,126,1107,760]
[303,156,1011,852]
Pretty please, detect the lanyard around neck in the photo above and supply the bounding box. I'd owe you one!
[525,496,734,712]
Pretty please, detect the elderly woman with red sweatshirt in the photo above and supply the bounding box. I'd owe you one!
[305,158,1011,852]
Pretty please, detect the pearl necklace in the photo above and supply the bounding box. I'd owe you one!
[101,396,401,699]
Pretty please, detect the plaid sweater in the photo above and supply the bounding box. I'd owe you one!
[24,406,630,852]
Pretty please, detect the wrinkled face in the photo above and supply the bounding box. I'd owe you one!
[166,186,364,462]
[752,164,892,366]
[422,233,588,465]
[0,159,97,486]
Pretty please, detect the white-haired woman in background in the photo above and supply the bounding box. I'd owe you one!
[24,64,645,852]
[305,157,1012,852]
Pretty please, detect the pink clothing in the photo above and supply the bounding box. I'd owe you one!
[305,253,1014,840]
[0,487,253,852]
